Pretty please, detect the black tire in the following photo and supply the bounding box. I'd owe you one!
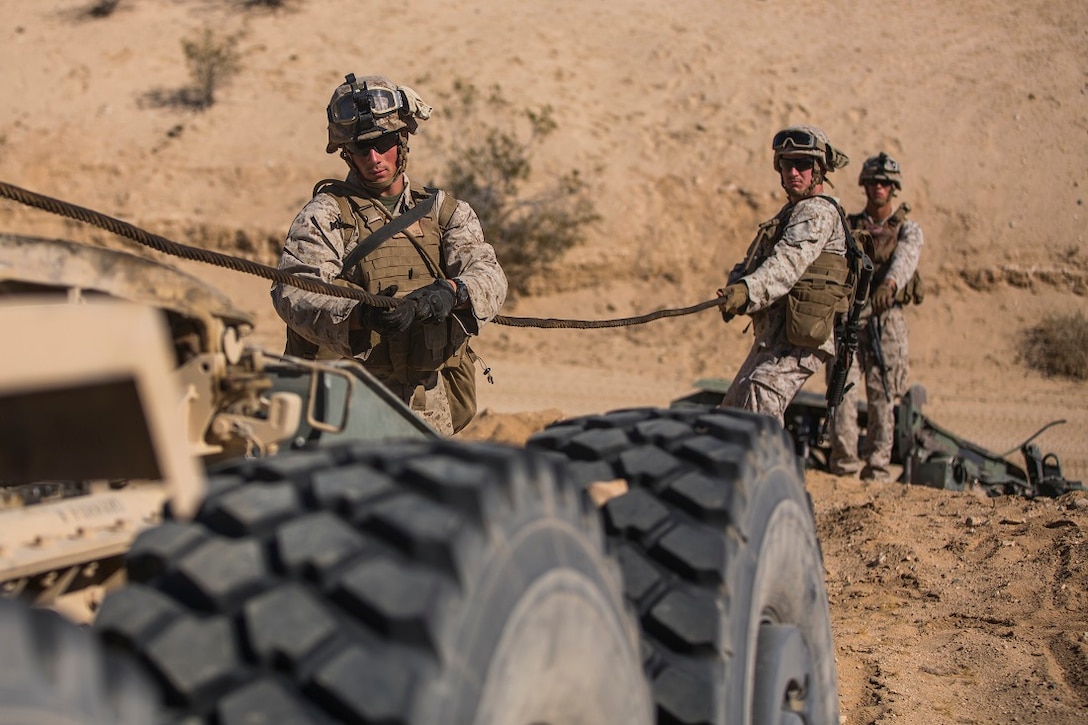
[528,406,839,725]
[0,597,159,724]
[94,440,652,725]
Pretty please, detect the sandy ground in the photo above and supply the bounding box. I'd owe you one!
[2,1,1087,722]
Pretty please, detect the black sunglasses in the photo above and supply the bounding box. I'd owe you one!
[779,157,816,172]
[344,134,399,156]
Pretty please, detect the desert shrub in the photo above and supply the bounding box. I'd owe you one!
[181,28,242,109]
[430,80,599,296]
[1021,311,1088,380]
[85,0,122,17]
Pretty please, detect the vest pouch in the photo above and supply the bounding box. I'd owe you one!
[406,314,470,373]
[898,270,925,305]
[406,321,447,372]
[867,232,897,265]
[786,252,853,349]
[441,344,476,434]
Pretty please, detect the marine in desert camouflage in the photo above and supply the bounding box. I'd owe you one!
[271,73,507,435]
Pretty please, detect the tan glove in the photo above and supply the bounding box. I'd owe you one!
[871,281,896,315]
[716,283,749,322]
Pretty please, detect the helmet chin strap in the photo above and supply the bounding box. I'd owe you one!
[781,165,826,200]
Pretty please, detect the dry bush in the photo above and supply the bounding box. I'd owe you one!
[235,0,294,7]
[181,28,242,110]
[67,0,124,21]
[1021,311,1088,380]
[86,0,122,17]
[429,80,599,296]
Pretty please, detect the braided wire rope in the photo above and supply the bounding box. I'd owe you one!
[0,180,397,307]
[0,180,723,328]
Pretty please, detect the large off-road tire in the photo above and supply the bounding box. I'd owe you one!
[94,440,652,724]
[0,597,159,724]
[528,406,839,725]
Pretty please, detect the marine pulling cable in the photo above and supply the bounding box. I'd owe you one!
[0,180,722,329]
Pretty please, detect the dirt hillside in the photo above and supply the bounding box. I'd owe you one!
[2,1,1086,723]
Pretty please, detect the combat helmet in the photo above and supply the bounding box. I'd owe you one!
[325,73,432,154]
[858,152,903,190]
[772,125,849,176]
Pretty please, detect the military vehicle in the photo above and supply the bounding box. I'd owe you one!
[0,183,838,724]
[1,232,434,620]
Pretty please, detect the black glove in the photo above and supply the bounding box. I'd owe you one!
[405,279,456,325]
[360,285,417,335]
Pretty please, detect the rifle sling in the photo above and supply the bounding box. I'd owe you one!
[340,193,437,273]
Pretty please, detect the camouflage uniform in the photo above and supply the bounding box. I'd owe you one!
[272,74,506,435]
[827,212,923,479]
[271,171,506,435]
[721,196,849,421]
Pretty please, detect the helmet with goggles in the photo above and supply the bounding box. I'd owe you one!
[325,73,432,154]
[858,152,902,190]
[772,125,849,175]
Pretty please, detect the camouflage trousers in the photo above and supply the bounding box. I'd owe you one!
[374,370,454,436]
[827,307,910,480]
[720,343,827,424]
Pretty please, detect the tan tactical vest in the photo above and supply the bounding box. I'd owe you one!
[324,183,451,297]
[309,181,467,381]
[735,196,858,349]
[847,203,924,305]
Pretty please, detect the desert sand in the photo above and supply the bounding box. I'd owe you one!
[2,1,1086,722]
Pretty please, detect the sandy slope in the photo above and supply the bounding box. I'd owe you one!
[2,1,1087,722]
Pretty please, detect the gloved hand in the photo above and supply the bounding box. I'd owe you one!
[871,281,896,315]
[405,279,456,325]
[716,282,749,321]
[360,285,417,335]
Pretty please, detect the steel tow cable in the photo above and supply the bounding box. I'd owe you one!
[0,180,722,328]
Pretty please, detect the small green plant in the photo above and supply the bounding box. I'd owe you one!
[1021,311,1088,380]
[431,80,599,295]
[181,27,242,110]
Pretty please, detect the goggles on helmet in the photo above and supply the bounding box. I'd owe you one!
[328,76,405,127]
[772,128,825,153]
[865,154,900,174]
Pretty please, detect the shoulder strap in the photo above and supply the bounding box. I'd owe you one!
[313,180,438,273]
[312,177,368,200]
[435,189,458,229]
[414,185,459,229]
[813,195,873,304]
[341,194,436,271]
[814,194,865,261]
[887,202,911,231]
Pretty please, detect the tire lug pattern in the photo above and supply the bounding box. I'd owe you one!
[526,406,825,725]
[95,441,648,723]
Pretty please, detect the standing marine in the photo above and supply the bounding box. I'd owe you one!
[826,152,924,479]
[716,125,858,423]
[270,73,507,435]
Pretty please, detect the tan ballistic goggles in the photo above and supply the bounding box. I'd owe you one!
[328,78,404,127]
